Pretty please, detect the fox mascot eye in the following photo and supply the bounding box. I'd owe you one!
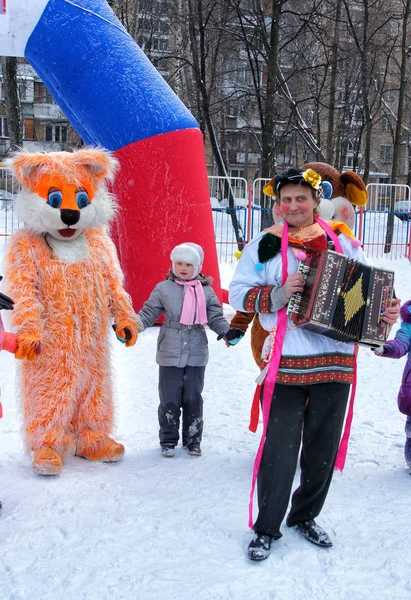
[76,190,90,208]
[47,189,63,208]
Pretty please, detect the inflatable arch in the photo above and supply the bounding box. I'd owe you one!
[0,0,222,309]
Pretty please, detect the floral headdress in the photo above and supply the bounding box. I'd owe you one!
[263,167,323,198]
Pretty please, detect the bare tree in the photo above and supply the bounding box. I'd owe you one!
[384,0,411,252]
[0,57,23,151]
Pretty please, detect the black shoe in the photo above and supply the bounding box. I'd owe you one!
[247,533,272,561]
[187,444,202,457]
[293,519,333,547]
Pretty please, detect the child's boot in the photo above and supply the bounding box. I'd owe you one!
[405,438,411,468]
[161,444,176,458]
[405,417,411,468]
[32,447,63,475]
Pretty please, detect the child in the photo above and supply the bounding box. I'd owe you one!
[373,300,411,468]
[136,242,235,458]
[0,283,18,510]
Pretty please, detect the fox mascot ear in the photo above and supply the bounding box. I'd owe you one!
[71,149,118,182]
[7,148,118,190]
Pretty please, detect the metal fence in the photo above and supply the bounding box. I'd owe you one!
[209,177,411,262]
[0,168,20,241]
[0,171,409,263]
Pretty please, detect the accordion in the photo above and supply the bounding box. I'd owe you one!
[286,249,395,347]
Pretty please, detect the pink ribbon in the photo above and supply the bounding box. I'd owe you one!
[248,221,289,528]
[248,218,356,528]
[175,279,208,325]
[314,217,343,253]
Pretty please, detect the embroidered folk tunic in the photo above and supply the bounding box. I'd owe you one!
[229,224,367,385]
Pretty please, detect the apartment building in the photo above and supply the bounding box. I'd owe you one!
[0,58,77,158]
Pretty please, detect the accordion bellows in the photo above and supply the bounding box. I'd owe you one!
[287,250,395,347]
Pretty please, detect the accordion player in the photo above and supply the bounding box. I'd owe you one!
[287,249,395,347]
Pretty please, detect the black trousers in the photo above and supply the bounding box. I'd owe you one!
[253,382,350,539]
[158,365,205,447]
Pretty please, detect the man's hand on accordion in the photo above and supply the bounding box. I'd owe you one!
[283,273,305,299]
[381,297,401,326]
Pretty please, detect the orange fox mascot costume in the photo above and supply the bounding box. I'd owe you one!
[5,149,138,476]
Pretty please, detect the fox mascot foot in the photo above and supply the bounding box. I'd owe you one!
[76,437,125,463]
[32,447,63,476]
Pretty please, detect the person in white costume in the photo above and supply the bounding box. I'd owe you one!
[229,167,399,561]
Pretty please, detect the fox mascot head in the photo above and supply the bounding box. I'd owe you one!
[8,148,118,240]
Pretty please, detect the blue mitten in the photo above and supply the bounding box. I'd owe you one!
[218,327,246,345]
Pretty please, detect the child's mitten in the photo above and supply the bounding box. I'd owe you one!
[218,327,246,346]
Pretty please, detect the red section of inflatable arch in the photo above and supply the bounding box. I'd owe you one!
[113,128,222,312]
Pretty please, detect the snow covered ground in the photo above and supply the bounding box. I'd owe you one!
[1,253,410,600]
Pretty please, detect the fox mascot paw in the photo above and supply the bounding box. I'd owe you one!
[32,447,64,476]
[6,148,138,475]
[76,437,125,462]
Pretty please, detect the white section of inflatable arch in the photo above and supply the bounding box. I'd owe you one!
[0,0,50,57]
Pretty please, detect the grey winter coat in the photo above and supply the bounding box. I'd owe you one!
[136,274,229,367]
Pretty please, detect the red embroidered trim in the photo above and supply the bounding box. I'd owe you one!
[279,354,354,369]
[244,287,261,312]
[258,286,274,314]
[276,370,353,385]
[276,353,355,385]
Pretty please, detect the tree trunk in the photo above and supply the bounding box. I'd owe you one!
[187,0,244,249]
[1,57,23,152]
[326,0,342,164]
[384,0,411,253]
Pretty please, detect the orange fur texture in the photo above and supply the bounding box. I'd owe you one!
[5,149,137,468]
[7,228,137,456]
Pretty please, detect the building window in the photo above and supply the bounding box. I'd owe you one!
[0,117,8,138]
[145,0,168,13]
[380,144,393,164]
[18,83,27,101]
[236,63,252,85]
[34,82,54,104]
[229,169,245,179]
[45,124,68,143]
[151,37,168,51]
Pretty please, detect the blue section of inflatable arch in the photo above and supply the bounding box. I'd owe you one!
[25,0,198,151]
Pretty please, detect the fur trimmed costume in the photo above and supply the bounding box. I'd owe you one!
[231,162,368,367]
[5,149,138,475]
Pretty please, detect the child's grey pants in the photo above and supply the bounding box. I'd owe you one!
[158,365,206,447]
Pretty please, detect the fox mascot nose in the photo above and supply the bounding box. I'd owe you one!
[60,209,80,227]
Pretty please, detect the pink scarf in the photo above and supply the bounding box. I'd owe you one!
[176,279,208,325]
[248,221,289,527]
